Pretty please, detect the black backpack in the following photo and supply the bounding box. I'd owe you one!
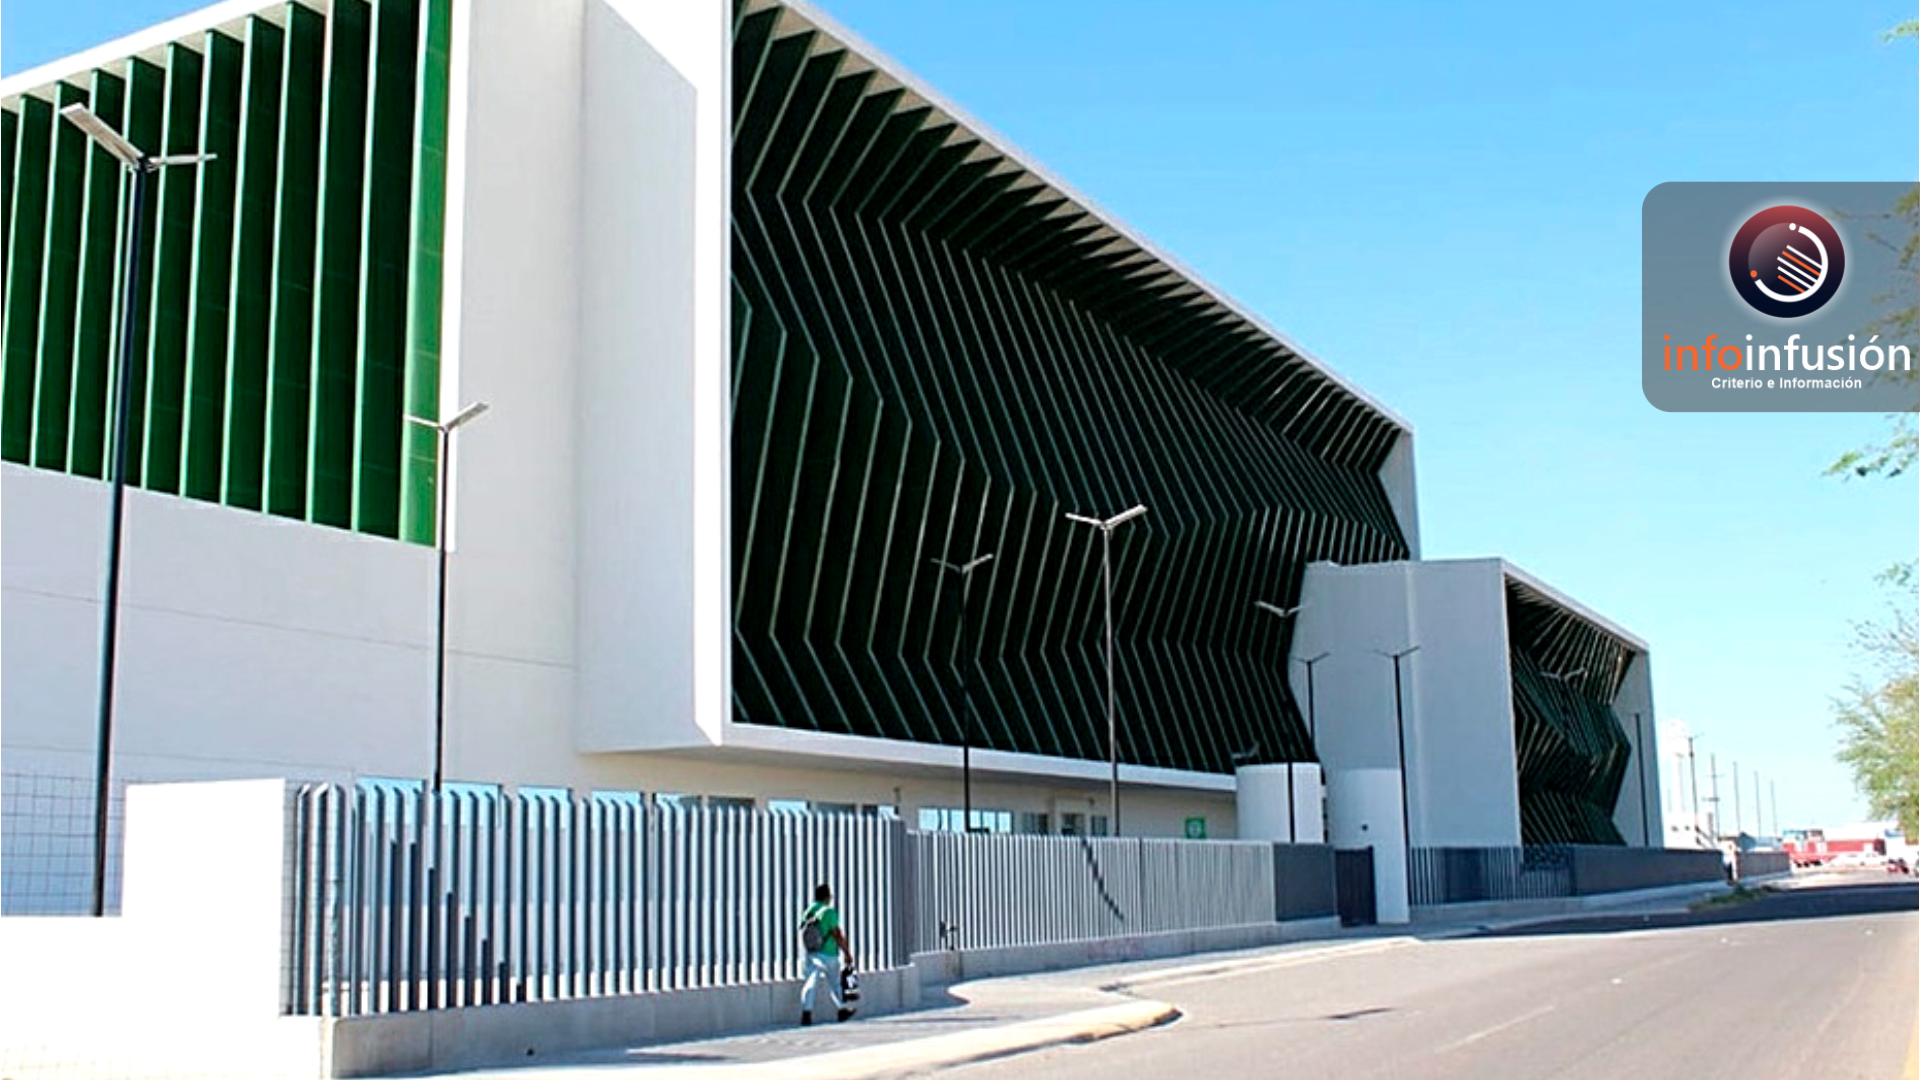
[800,905,827,952]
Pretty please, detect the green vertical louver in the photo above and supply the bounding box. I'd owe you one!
[0,0,452,545]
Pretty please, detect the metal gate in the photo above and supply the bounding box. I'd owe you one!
[1334,847,1376,927]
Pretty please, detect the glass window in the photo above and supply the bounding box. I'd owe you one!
[768,799,810,815]
[708,795,756,812]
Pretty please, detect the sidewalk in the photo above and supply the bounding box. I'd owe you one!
[373,884,1734,1080]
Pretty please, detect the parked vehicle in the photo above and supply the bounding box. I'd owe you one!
[1781,833,1886,869]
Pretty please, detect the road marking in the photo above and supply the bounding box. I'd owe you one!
[1113,938,1418,992]
[1439,1003,1557,1052]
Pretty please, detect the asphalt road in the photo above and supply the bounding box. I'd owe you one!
[949,878,1919,1080]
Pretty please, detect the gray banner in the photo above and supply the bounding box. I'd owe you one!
[1642,182,1917,413]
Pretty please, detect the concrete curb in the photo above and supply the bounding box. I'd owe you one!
[467,999,1179,1080]
[1102,936,1421,992]
[741,999,1180,1080]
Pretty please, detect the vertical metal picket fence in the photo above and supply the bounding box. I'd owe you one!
[1408,845,1573,905]
[910,833,1277,952]
[286,784,905,1016]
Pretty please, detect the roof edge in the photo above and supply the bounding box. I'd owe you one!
[762,0,1412,436]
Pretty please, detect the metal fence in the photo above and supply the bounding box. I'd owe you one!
[286,783,906,1016]
[1409,846,1573,905]
[0,770,125,916]
[910,832,1276,952]
[1410,844,1727,905]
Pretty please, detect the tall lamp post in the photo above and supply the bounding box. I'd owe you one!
[1376,645,1420,888]
[407,402,489,792]
[1294,650,1333,745]
[61,103,215,917]
[1686,733,1703,847]
[1252,600,1314,843]
[1634,712,1650,846]
[1065,504,1147,836]
[931,552,994,829]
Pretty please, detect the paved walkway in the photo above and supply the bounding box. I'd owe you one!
[379,882,1747,1079]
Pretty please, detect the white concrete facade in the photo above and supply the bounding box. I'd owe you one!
[7,0,1360,880]
[1291,558,1662,851]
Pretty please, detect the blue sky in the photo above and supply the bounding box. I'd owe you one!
[7,2,1916,830]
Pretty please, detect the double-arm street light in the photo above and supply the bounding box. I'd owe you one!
[1375,645,1420,886]
[1253,599,1318,843]
[60,103,215,917]
[930,552,994,829]
[407,402,489,792]
[1065,504,1147,836]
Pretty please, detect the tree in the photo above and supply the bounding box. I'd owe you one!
[1825,23,1918,479]
[1832,605,1918,840]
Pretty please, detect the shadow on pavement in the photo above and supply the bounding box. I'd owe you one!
[1469,880,1918,939]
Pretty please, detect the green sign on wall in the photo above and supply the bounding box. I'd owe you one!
[1184,816,1207,840]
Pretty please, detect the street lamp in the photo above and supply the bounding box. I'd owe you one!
[1634,712,1650,846]
[407,401,489,791]
[1375,645,1419,887]
[1686,733,1704,847]
[1065,504,1147,836]
[62,103,215,917]
[1295,652,1331,745]
[1252,599,1318,844]
[930,552,994,829]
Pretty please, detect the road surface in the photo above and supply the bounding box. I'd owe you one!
[949,877,1918,1080]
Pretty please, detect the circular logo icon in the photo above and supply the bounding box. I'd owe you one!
[1728,205,1844,318]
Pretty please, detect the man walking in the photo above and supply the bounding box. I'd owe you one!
[799,882,855,1025]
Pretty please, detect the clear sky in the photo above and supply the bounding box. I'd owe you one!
[6,1,1916,831]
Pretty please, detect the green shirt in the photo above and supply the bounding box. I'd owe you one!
[802,901,841,957]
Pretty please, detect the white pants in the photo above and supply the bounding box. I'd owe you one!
[800,952,844,1012]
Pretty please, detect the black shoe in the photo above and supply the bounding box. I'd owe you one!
[800,1011,812,1026]
[837,1007,855,1023]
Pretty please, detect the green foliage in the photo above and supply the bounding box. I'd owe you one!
[1887,20,1918,41]
[1828,185,1919,481]
[1831,605,1919,840]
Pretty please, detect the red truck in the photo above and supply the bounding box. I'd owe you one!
[1781,832,1885,868]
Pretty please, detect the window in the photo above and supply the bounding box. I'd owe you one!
[768,799,810,815]
[708,796,756,813]
[654,793,701,810]
[918,807,1012,833]
[1016,812,1049,835]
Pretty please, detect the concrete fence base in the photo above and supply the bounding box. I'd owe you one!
[323,965,921,1077]
[1409,878,1732,925]
[911,916,1344,990]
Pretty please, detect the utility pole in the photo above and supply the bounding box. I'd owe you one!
[1732,759,1742,839]
[1707,753,1722,841]
[1753,768,1762,838]
[1687,735,1703,847]
[1771,781,1780,840]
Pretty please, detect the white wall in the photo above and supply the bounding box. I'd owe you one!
[0,780,325,1079]
[1294,559,1522,851]
[435,0,588,783]
[1,466,435,781]
[1404,560,1520,847]
[574,0,729,753]
[1379,430,1421,559]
